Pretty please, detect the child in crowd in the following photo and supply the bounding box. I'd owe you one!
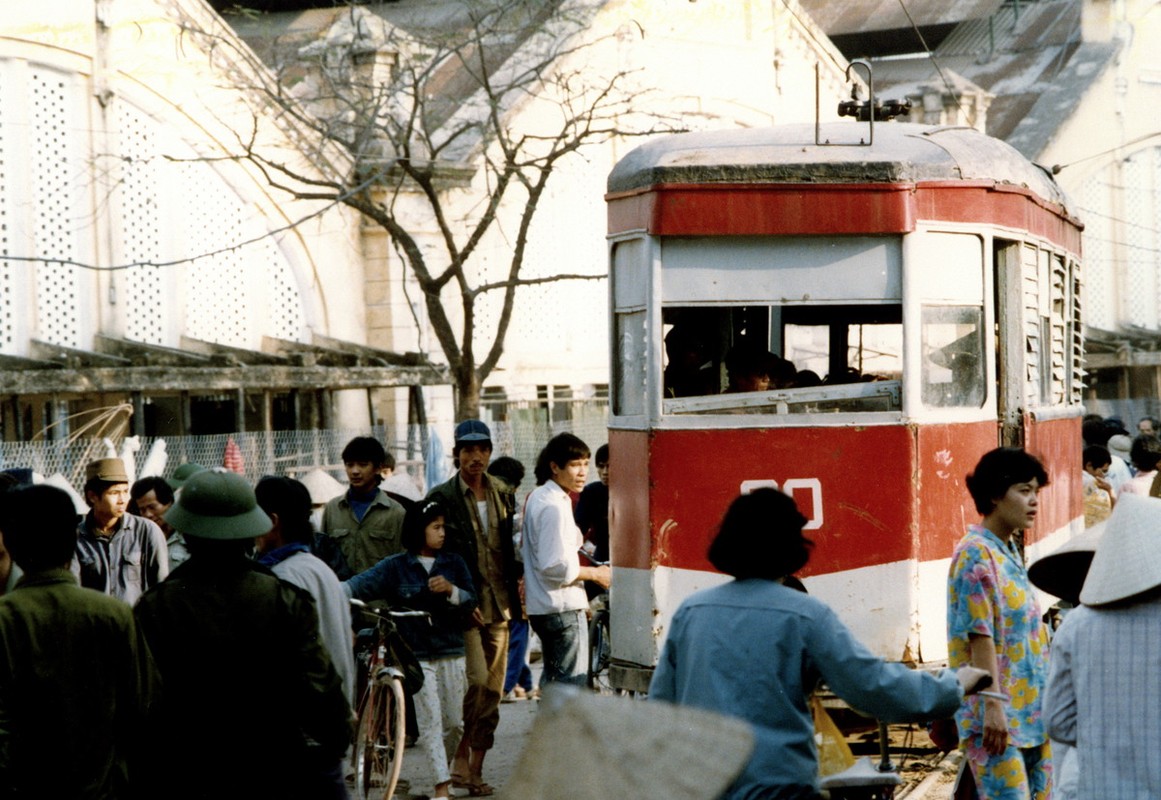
[1081,444,1115,527]
[1119,434,1161,495]
[345,501,476,800]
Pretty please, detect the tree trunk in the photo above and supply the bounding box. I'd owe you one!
[456,370,482,420]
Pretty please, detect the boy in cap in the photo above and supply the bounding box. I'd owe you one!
[1044,493,1161,798]
[426,420,521,796]
[75,457,168,605]
[0,484,158,798]
[134,469,351,799]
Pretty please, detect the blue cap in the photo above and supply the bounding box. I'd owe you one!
[454,419,492,443]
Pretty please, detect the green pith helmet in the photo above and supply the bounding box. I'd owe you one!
[164,469,272,540]
[168,462,207,490]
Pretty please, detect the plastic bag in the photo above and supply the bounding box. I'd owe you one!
[812,694,855,777]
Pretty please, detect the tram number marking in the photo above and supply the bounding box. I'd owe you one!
[740,479,823,530]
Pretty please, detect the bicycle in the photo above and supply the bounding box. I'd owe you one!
[349,599,429,800]
[587,589,614,694]
[582,553,632,696]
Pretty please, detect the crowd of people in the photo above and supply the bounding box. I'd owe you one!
[0,419,612,800]
[1080,413,1161,527]
[7,411,1160,799]
[663,327,887,399]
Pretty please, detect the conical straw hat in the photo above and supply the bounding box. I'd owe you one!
[503,685,753,800]
[1028,522,1106,605]
[298,468,343,505]
[1080,493,1161,606]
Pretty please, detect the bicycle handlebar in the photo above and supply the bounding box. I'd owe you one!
[349,598,431,620]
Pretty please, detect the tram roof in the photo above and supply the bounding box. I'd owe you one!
[607,122,1069,209]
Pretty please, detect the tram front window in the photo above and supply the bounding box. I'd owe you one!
[662,305,902,415]
[920,305,986,408]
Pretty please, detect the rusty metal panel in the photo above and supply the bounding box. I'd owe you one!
[915,420,1000,562]
[1023,414,1083,546]
[608,428,652,571]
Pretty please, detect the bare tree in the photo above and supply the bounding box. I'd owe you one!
[190,0,674,417]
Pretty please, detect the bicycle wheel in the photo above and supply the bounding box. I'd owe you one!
[352,671,407,800]
[587,609,613,694]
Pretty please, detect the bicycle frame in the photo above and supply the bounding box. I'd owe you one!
[349,600,428,800]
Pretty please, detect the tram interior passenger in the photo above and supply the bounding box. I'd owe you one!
[662,305,903,414]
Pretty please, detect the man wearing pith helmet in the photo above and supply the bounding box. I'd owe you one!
[74,456,168,605]
[133,469,351,800]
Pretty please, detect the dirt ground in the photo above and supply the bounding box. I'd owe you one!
[392,667,952,800]
[847,724,955,797]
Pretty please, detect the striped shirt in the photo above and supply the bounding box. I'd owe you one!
[1045,595,1161,799]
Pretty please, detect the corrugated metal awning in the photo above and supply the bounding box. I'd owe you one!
[798,0,1004,36]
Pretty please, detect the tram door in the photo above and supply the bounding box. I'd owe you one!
[993,237,1083,449]
[995,239,1025,448]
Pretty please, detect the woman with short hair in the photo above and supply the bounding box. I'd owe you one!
[949,447,1054,800]
[651,488,985,800]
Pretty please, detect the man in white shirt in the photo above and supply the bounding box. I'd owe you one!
[521,433,611,686]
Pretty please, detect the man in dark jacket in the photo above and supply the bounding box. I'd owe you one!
[425,420,521,796]
[0,484,158,799]
[134,469,351,800]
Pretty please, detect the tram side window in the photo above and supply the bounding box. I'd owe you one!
[614,311,647,416]
[662,305,902,414]
[920,306,986,408]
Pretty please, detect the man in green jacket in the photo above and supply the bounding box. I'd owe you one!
[134,469,351,800]
[316,436,407,578]
[0,484,158,799]
[426,420,521,796]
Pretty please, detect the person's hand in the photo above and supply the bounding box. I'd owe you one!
[955,666,992,695]
[1094,474,1113,493]
[428,575,453,596]
[981,699,1009,755]
[587,564,612,589]
[471,608,485,627]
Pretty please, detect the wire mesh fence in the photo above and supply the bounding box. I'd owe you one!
[0,399,610,502]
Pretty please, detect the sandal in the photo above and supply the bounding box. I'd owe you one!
[451,777,495,797]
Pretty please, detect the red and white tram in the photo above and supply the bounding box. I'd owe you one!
[604,122,1084,692]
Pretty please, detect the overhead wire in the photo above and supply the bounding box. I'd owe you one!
[895,0,975,127]
[1050,131,1161,174]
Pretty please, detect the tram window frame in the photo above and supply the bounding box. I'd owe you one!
[919,305,986,409]
[912,231,988,411]
[661,303,903,415]
[610,238,649,418]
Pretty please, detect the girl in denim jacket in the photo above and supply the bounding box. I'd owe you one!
[346,500,476,800]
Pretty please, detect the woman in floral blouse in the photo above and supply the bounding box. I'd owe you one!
[948,447,1053,800]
